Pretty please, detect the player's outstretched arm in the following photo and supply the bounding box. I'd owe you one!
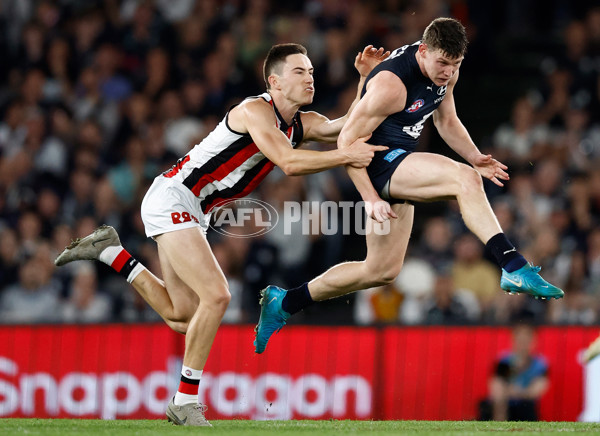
[231,99,387,176]
[433,72,509,187]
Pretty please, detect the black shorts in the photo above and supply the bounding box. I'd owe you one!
[367,148,412,202]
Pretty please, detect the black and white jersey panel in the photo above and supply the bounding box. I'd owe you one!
[162,92,303,214]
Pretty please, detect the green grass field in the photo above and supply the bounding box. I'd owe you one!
[1,419,600,436]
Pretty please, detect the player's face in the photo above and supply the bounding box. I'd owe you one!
[422,46,463,86]
[276,54,315,105]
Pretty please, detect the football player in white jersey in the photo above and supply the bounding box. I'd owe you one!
[54,43,389,426]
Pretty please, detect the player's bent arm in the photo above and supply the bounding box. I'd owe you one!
[432,72,481,165]
[233,99,358,176]
[300,111,343,143]
[339,72,407,202]
[299,84,365,143]
[301,74,369,143]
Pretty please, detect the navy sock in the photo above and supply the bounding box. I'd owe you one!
[281,283,314,315]
[485,233,527,272]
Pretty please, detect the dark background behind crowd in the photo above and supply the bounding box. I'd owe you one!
[0,0,599,327]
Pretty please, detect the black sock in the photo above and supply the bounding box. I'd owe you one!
[281,283,314,315]
[485,233,527,272]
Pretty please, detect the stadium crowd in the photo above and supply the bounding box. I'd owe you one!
[0,0,599,326]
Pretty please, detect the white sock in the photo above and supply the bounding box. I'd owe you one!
[174,365,203,406]
[98,245,145,283]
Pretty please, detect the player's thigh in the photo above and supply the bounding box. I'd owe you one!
[157,243,199,317]
[365,202,414,278]
[388,152,469,202]
[155,227,229,303]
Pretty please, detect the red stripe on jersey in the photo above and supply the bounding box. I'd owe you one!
[203,161,275,213]
[164,155,191,178]
[177,380,199,395]
[111,250,130,273]
[190,143,261,196]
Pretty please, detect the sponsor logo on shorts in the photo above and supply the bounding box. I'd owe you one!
[384,149,406,163]
[406,99,424,113]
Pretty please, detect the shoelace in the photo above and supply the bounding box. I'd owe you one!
[531,265,542,273]
[194,404,208,413]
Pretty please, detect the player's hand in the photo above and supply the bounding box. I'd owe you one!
[472,153,509,187]
[354,45,390,77]
[365,198,398,223]
[342,135,388,168]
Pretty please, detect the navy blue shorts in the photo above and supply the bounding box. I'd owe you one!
[367,147,412,199]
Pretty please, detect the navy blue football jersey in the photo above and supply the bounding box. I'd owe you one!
[361,41,448,153]
[361,41,450,193]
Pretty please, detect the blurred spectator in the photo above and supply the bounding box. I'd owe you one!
[451,233,500,315]
[547,247,597,325]
[0,99,27,155]
[369,283,404,323]
[0,249,62,323]
[492,96,550,165]
[236,14,271,72]
[0,227,20,287]
[159,90,204,156]
[60,168,97,225]
[107,135,157,207]
[71,66,120,141]
[423,271,477,325]
[479,323,549,421]
[93,43,133,103]
[413,216,454,272]
[61,263,112,323]
[396,258,436,325]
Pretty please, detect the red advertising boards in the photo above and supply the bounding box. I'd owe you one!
[0,324,597,421]
[0,324,377,420]
[379,327,599,421]
[0,324,179,419]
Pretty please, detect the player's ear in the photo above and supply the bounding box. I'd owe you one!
[418,43,428,57]
[268,74,280,90]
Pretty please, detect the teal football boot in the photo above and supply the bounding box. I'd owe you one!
[501,263,564,299]
[254,286,291,354]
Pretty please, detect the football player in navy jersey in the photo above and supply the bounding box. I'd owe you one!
[255,18,564,355]
[54,43,389,425]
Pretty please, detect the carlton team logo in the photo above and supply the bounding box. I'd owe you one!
[406,99,424,113]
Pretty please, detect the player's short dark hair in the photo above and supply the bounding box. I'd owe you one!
[422,17,468,59]
[263,43,308,89]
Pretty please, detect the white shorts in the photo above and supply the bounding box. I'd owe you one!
[141,176,210,237]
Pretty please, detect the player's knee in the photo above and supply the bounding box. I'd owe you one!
[207,285,231,313]
[217,289,232,308]
[460,165,484,193]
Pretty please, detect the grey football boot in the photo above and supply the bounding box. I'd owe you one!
[166,397,212,426]
[55,225,120,266]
